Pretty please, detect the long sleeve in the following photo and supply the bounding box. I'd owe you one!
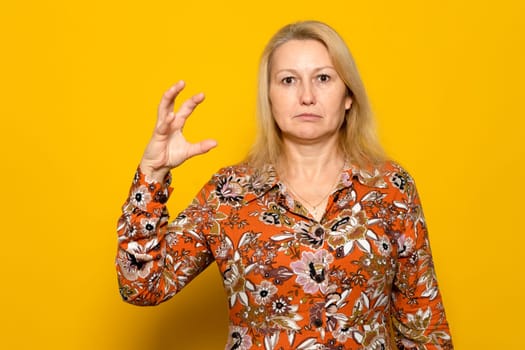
[115,167,215,306]
[390,176,453,349]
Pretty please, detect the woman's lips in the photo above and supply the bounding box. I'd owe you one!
[294,113,322,120]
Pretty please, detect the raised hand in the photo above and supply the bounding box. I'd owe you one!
[139,81,218,182]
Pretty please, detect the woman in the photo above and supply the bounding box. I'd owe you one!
[116,21,453,349]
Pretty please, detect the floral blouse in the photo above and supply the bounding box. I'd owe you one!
[116,161,453,350]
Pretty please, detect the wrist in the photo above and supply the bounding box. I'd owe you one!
[139,162,170,183]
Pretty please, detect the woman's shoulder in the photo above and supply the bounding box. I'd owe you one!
[375,160,422,201]
[382,160,417,191]
[212,161,273,179]
[349,159,417,194]
[381,160,414,180]
[213,162,277,187]
[206,162,278,200]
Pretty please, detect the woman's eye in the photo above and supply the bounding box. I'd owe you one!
[318,74,330,82]
[281,76,295,85]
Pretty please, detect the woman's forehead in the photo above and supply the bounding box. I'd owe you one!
[270,39,334,72]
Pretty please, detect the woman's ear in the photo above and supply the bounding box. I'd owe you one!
[345,95,352,110]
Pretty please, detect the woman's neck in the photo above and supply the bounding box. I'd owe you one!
[278,137,344,180]
[277,138,345,222]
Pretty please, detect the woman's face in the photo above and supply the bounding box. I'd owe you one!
[269,39,352,144]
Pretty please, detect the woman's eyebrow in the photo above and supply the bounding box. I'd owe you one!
[273,66,336,75]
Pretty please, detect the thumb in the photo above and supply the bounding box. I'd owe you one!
[186,139,218,159]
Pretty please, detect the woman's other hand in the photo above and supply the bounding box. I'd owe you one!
[139,81,218,181]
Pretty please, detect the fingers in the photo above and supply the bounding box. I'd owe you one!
[155,111,176,135]
[157,80,185,124]
[180,92,206,118]
[171,92,206,131]
[155,81,205,136]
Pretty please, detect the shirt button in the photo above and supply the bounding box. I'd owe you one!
[314,227,324,237]
[313,318,323,327]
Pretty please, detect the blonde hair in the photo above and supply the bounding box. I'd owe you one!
[247,20,385,169]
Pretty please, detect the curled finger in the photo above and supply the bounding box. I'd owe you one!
[155,112,176,135]
[157,80,185,123]
[176,93,205,120]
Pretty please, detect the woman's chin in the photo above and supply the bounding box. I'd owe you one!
[283,130,338,145]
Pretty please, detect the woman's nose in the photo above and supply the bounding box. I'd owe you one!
[300,82,316,105]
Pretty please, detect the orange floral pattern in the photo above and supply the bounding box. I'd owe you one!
[116,161,453,349]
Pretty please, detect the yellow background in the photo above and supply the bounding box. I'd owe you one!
[1,0,523,349]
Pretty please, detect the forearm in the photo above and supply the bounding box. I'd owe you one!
[115,167,175,305]
[391,252,453,349]
[115,166,216,306]
[391,177,453,349]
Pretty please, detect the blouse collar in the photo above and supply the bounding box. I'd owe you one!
[241,162,388,204]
